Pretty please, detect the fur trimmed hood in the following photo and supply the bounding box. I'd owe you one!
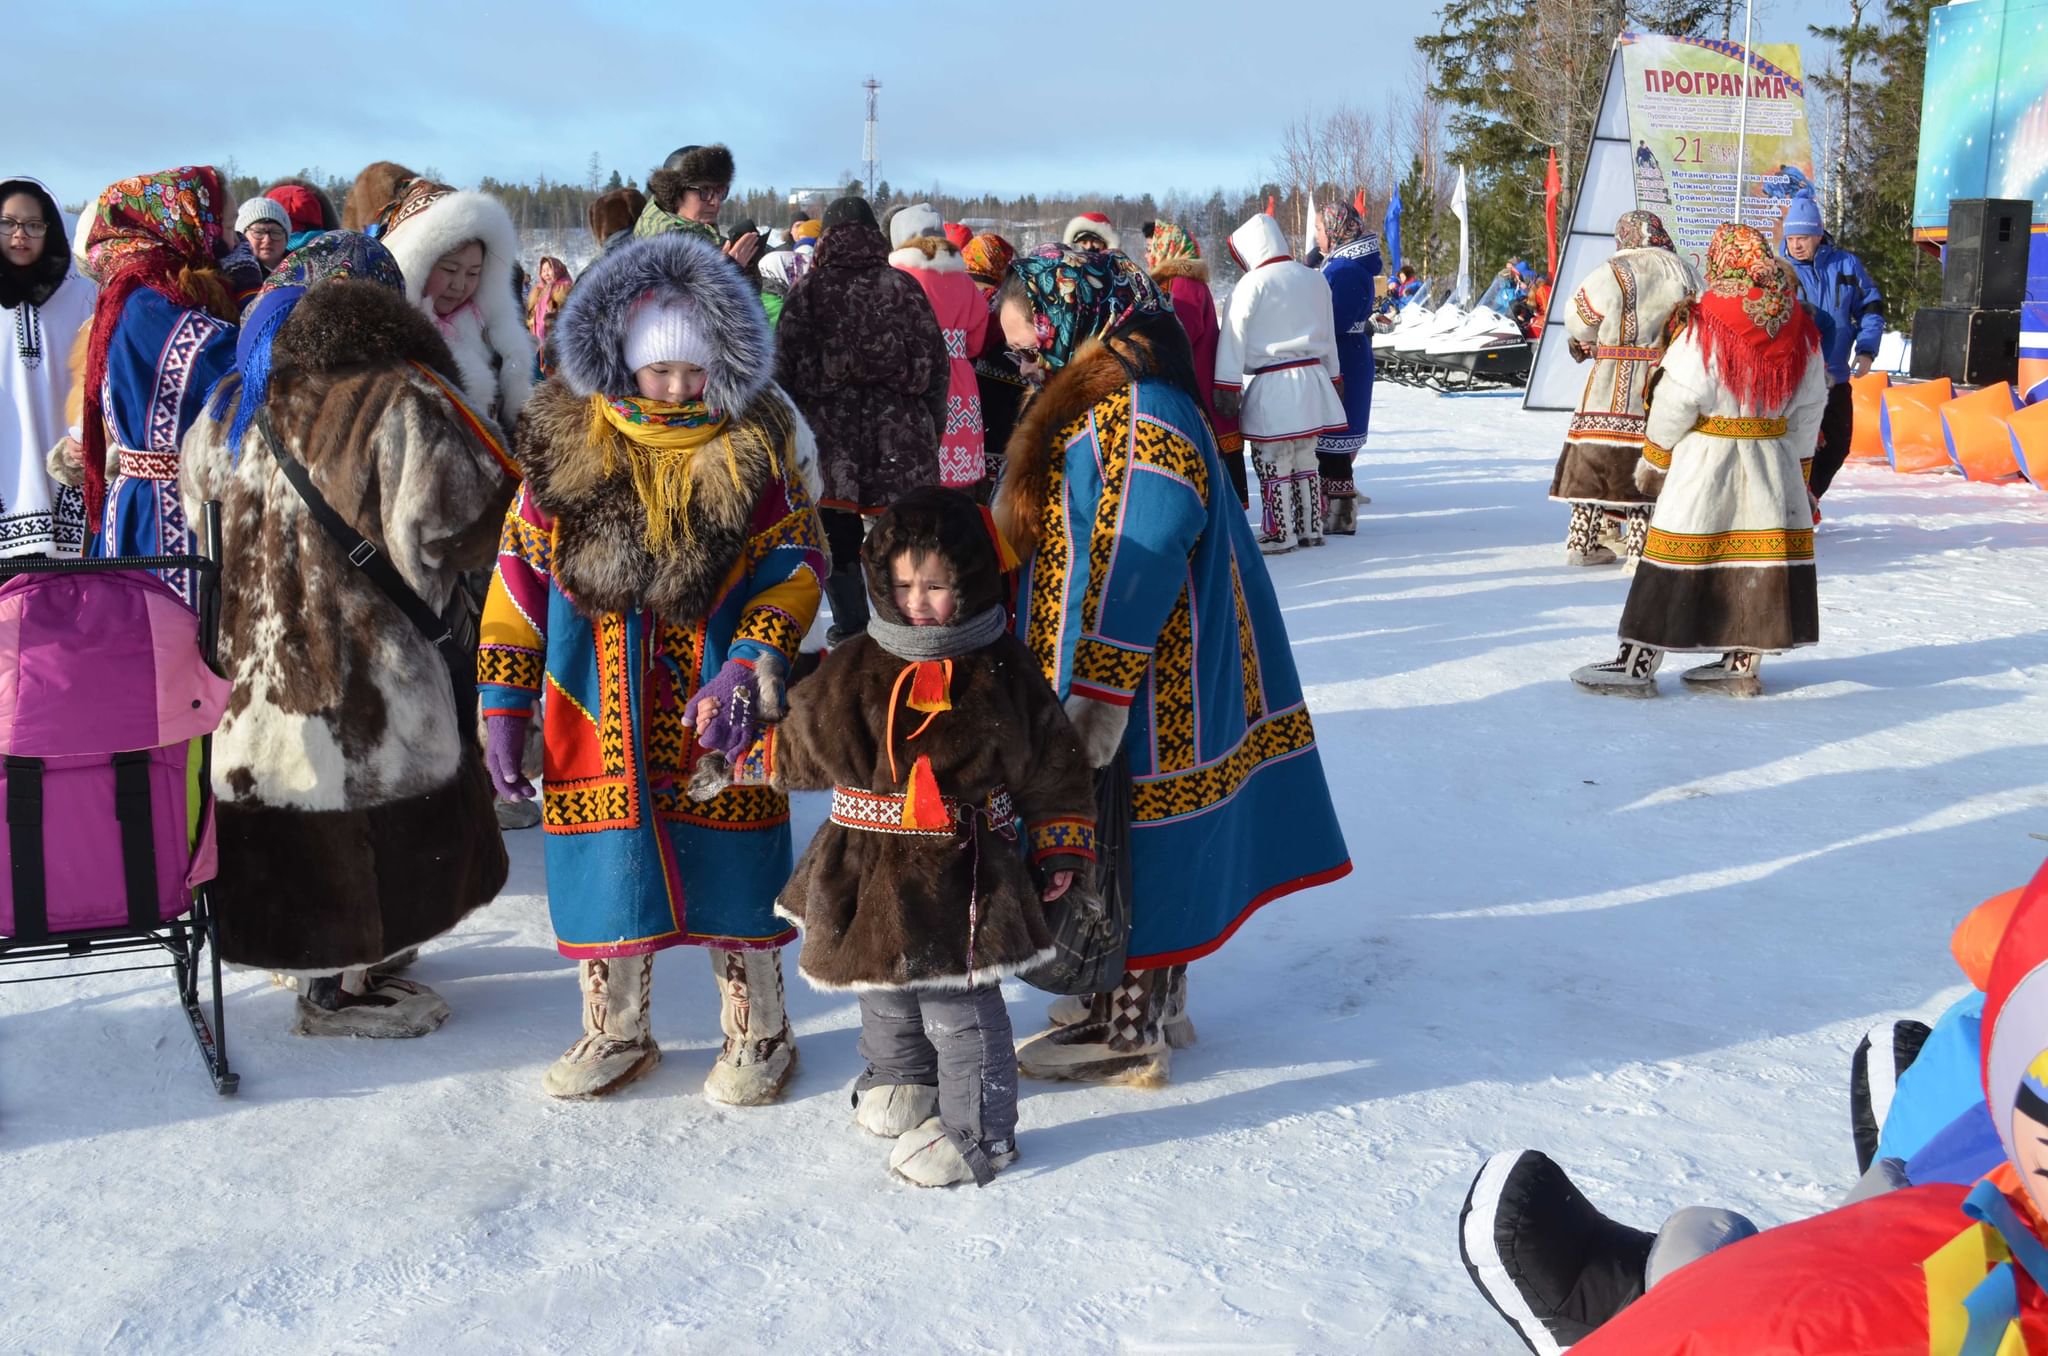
[552,232,773,410]
[887,237,965,274]
[1150,256,1209,288]
[342,161,414,231]
[995,332,1169,551]
[377,188,534,422]
[513,376,803,619]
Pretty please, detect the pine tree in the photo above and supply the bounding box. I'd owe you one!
[1822,0,1942,322]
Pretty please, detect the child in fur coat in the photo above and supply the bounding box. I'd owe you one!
[696,487,1096,1186]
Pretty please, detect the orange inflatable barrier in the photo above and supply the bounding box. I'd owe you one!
[1939,382,2024,482]
[1879,378,1956,474]
[1848,371,1891,461]
[2007,398,2048,490]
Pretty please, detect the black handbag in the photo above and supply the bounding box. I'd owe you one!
[1021,751,1132,996]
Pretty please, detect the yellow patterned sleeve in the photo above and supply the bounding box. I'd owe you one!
[730,466,826,667]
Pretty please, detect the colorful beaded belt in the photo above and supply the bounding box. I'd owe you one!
[1596,345,1664,361]
[1692,415,1788,438]
[830,784,1017,837]
[115,446,180,481]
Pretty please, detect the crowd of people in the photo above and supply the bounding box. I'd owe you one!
[0,147,1360,1189]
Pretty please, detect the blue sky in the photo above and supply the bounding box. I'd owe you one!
[19,0,1847,209]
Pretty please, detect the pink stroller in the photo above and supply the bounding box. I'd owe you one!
[0,506,238,1092]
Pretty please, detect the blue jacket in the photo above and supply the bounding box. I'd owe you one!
[1781,237,1884,383]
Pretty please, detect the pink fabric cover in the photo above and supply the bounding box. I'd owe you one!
[0,570,227,936]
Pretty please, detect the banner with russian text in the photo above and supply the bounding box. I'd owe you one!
[1618,32,1816,275]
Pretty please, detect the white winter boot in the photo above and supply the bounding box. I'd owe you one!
[854,1083,940,1138]
[543,954,660,1099]
[888,1117,1019,1188]
[1681,650,1764,698]
[1570,641,1664,697]
[292,969,450,1038]
[704,948,798,1105]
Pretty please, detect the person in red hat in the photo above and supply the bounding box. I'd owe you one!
[1062,212,1120,252]
[258,177,340,248]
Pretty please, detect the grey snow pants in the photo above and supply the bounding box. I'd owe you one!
[856,984,1018,1159]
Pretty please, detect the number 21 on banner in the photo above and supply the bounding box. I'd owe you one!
[1671,135,1705,164]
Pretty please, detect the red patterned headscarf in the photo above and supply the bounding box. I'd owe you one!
[1689,222,1819,413]
[79,165,233,527]
[961,232,1016,289]
[1145,221,1201,271]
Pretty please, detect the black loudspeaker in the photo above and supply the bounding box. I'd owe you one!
[1942,199,2033,310]
[1911,307,2020,386]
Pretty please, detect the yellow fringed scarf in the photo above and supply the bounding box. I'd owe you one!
[587,393,756,552]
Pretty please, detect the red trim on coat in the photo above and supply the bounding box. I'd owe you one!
[1069,681,1137,707]
[1243,422,1352,444]
[556,928,797,960]
[1256,256,1294,269]
[1126,859,1353,969]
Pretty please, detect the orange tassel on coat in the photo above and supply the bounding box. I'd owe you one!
[906,659,953,714]
[901,755,950,830]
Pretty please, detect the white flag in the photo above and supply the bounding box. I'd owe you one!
[1304,191,1317,259]
[1449,166,1472,310]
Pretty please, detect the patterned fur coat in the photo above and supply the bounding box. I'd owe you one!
[776,220,949,513]
[180,278,515,973]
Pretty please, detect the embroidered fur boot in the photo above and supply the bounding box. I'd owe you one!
[1564,503,1617,566]
[1681,650,1764,698]
[1047,965,1195,1048]
[543,955,659,1098]
[1018,969,1171,1086]
[1570,641,1664,697]
[704,948,798,1105]
[1323,497,1358,537]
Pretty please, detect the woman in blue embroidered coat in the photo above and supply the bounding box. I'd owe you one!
[991,244,1351,1086]
[1315,202,1381,535]
[480,233,826,1104]
[73,167,240,605]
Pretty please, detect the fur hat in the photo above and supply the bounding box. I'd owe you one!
[342,161,415,231]
[657,144,735,187]
[587,186,647,242]
[553,232,773,411]
[824,196,877,231]
[235,197,290,235]
[1063,212,1120,251]
[888,202,944,250]
[624,295,712,374]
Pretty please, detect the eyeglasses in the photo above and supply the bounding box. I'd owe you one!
[685,183,728,202]
[1,218,50,239]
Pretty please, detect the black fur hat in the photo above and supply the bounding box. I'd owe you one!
[657,144,735,187]
[861,487,1007,625]
[823,196,876,231]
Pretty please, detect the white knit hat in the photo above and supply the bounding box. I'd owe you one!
[236,196,291,235]
[889,202,944,250]
[1063,212,1120,251]
[624,295,711,373]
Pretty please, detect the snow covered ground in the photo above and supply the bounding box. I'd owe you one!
[8,383,2048,1353]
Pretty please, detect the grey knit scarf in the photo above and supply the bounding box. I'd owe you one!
[866,604,1009,661]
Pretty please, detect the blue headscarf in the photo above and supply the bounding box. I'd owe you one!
[208,231,405,453]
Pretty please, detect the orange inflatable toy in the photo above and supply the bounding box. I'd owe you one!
[1880,378,1956,474]
[2008,399,2048,491]
[1848,371,1891,461]
[1939,382,2025,482]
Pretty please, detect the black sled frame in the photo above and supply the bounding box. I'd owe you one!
[0,503,238,1094]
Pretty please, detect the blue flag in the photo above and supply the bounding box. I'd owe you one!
[1384,182,1404,286]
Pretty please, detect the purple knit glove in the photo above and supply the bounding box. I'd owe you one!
[484,714,535,801]
[682,659,761,764]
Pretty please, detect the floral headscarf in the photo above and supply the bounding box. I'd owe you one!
[211,231,407,451]
[961,231,1016,288]
[79,165,233,525]
[1614,210,1674,252]
[1009,243,1172,371]
[1688,222,1819,413]
[1145,221,1201,272]
[1318,202,1365,249]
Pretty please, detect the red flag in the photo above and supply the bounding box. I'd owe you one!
[1354,188,1365,215]
[1544,148,1562,282]
[1265,194,1276,217]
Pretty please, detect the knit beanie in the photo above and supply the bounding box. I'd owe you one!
[236,197,291,235]
[1063,211,1120,251]
[889,202,944,249]
[791,219,822,243]
[1782,194,1824,238]
[624,294,711,373]
[823,196,877,231]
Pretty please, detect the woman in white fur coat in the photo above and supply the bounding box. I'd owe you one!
[376,179,535,428]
